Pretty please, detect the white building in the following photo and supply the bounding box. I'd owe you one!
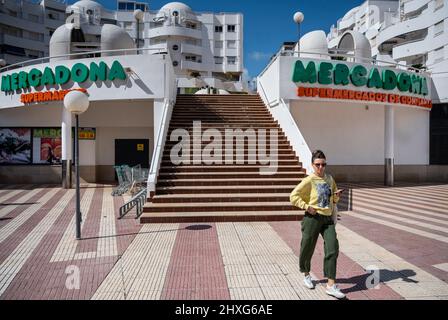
[0,0,67,65]
[327,0,448,105]
[115,1,244,92]
[327,0,400,58]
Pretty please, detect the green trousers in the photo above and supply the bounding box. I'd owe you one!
[299,213,339,280]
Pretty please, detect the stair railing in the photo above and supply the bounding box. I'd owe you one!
[147,98,174,198]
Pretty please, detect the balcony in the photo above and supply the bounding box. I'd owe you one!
[378,6,445,47]
[181,60,205,71]
[338,15,356,31]
[3,34,44,52]
[181,43,203,56]
[392,37,428,61]
[147,25,202,39]
[0,13,45,33]
[403,0,431,15]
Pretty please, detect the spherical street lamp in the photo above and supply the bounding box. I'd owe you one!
[64,90,89,240]
[134,9,144,54]
[293,11,305,55]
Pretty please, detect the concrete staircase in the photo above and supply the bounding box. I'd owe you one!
[140,94,306,223]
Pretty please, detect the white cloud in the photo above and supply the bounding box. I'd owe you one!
[249,51,272,61]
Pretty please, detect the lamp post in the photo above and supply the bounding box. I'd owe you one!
[293,11,305,56]
[134,9,144,54]
[63,90,89,240]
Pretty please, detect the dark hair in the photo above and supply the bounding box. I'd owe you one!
[312,150,326,163]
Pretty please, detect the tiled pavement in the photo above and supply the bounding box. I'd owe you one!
[0,182,447,300]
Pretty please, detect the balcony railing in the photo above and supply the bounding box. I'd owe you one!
[0,47,167,73]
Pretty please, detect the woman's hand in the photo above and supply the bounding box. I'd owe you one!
[307,206,317,215]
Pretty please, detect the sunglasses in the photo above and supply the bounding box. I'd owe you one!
[313,163,327,167]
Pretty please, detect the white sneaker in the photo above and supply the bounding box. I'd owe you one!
[303,275,315,289]
[326,284,346,299]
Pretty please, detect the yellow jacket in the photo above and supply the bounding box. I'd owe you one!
[290,173,339,216]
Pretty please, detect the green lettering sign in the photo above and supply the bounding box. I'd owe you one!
[383,69,397,90]
[350,65,368,87]
[292,60,317,83]
[367,68,382,89]
[89,61,107,82]
[0,60,127,92]
[108,60,127,81]
[28,69,42,87]
[41,67,55,86]
[55,66,71,85]
[318,62,333,85]
[334,63,350,85]
[1,75,11,92]
[291,59,429,97]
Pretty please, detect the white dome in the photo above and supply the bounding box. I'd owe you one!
[298,30,329,59]
[49,24,75,58]
[101,24,136,56]
[338,30,372,61]
[160,2,194,15]
[70,0,103,12]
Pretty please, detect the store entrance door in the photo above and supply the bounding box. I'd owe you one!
[114,139,150,178]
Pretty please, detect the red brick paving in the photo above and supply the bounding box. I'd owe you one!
[161,223,230,300]
[269,221,403,300]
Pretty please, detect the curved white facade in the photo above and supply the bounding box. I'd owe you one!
[328,0,448,103]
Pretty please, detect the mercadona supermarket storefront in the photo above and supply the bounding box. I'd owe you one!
[0,52,176,185]
[257,53,447,183]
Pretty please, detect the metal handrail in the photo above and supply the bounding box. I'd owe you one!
[0,47,168,73]
[257,49,430,79]
[118,187,147,219]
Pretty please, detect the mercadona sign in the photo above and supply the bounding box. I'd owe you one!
[291,60,432,109]
[1,60,126,93]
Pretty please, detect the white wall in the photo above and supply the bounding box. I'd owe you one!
[394,106,429,164]
[96,127,153,166]
[289,100,385,165]
[0,53,174,109]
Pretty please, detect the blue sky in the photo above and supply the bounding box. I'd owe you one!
[83,0,364,79]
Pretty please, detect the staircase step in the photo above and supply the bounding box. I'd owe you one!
[158,171,305,179]
[159,165,302,173]
[151,193,291,203]
[140,209,304,223]
[157,178,303,186]
[143,201,299,212]
[155,185,298,194]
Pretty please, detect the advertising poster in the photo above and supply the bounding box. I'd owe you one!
[0,128,32,164]
[33,128,62,164]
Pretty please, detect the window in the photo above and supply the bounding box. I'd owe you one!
[215,25,223,33]
[227,40,236,49]
[48,12,59,20]
[173,61,178,67]
[227,56,236,65]
[29,14,39,23]
[136,3,146,11]
[186,22,197,29]
[227,25,236,32]
[118,2,127,10]
[185,55,197,62]
[123,22,133,29]
[434,20,444,37]
[126,2,135,10]
[434,46,444,64]
[214,40,223,49]
[49,29,54,36]
[28,31,41,41]
[172,44,179,51]
[214,56,223,64]
[8,10,17,17]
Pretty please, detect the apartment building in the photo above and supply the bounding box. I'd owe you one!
[115,1,244,92]
[327,0,448,164]
[0,0,67,66]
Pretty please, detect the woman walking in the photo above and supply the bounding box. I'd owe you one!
[290,150,345,299]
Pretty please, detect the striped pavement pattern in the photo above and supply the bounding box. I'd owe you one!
[0,182,447,299]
